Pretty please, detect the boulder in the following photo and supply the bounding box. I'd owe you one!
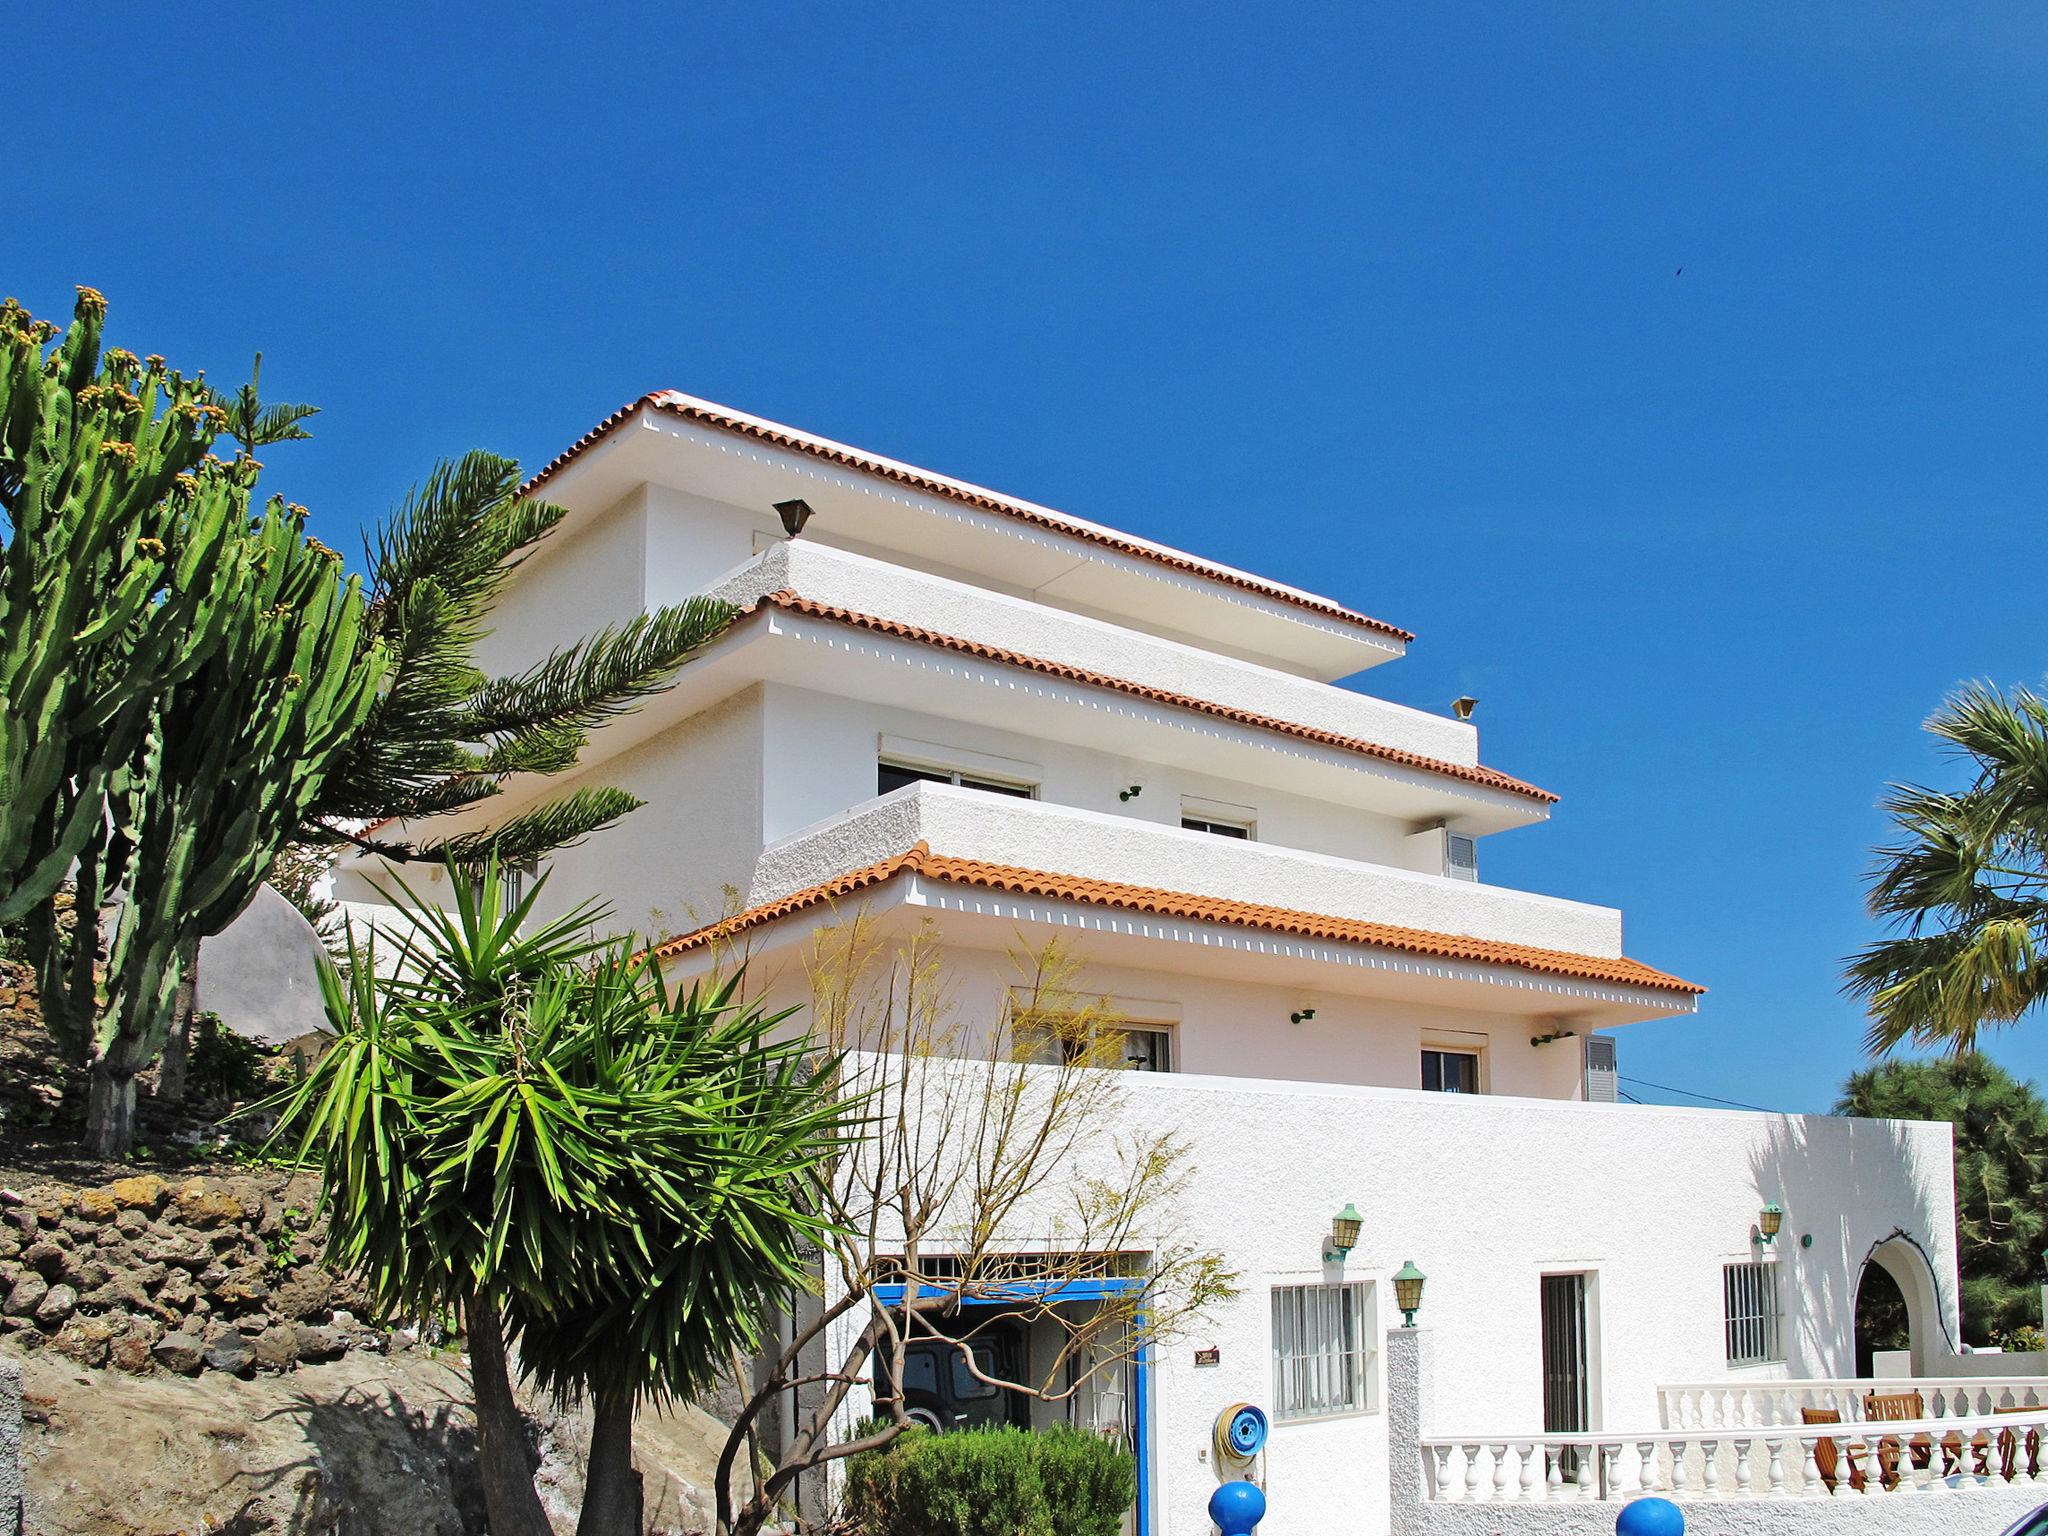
[252,1324,298,1372]
[21,1241,65,1277]
[293,1324,345,1363]
[271,1267,332,1321]
[202,1332,255,1375]
[33,1283,76,1326]
[50,1315,115,1368]
[153,1332,205,1375]
[173,1180,243,1229]
[73,1187,117,1222]
[109,1175,167,1213]
[3,1272,48,1318]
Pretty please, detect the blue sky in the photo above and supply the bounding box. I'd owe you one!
[13,3,2048,1112]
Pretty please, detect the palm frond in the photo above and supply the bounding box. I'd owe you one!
[463,598,739,737]
[432,787,644,866]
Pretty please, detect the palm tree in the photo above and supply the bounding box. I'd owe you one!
[302,449,736,866]
[1847,682,2048,1054]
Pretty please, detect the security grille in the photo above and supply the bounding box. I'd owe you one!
[1723,1260,1783,1365]
[1584,1035,1618,1103]
[1271,1280,1376,1420]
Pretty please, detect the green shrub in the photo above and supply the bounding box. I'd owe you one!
[893,1426,1046,1536]
[1034,1425,1136,1536]
[844,1422,1135,1536]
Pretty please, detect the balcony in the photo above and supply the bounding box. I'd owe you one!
[736,782,1691,1022]
[709,540,1531,816]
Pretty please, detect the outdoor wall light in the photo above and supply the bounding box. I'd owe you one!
[773,497,816,538]
[1394,1260,1428,1326]
[1323,1203,1364,1263]
[1119,785,1142,801]
[1758,1203,1784,1244]
[1452,696,1478,721]
[1290,1008,1316,1025]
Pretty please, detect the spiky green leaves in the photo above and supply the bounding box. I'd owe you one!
[1849,682,2048,1054]
[273,861,856,1407]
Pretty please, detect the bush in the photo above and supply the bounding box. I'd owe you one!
[1035,1425,1137,1536]
[844,1422,1135,1536]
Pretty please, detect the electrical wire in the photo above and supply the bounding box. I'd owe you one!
[1618,1074,1783,1115]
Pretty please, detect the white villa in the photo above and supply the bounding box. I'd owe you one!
[334,393,2042,1536]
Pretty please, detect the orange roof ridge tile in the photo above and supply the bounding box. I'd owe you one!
[522,392,1414,644]
[652,843,1703,997]
[750,589,1556,804]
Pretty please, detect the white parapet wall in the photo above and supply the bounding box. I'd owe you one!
[1390,1330,2048,1536]
[749,781,1626,957]
[710,539,1482,766]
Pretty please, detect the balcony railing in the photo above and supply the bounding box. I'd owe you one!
[1422,1403,2048,1504]
[1658,1377,2048,1429]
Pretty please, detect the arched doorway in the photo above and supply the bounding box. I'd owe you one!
[1854,1235,1943,1376]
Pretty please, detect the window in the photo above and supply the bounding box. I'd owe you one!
[1181,815,1252,839]
[1017,1017,1175,1073]
[878,760,1035,799]
[1445,833,1478,882]
[1272,1281,1377,1420]
[1723,1260,1783,1365]
[504,857,542,909]
[1421,1049,1480,1094]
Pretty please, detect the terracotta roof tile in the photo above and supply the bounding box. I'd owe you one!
[751,590,1556,804]
[652,842,1704,997]
[522,392,1414,644]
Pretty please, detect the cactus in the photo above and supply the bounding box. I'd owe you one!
[3,291,387,1153]
[0,289,256,926]
[23,494,386,1152]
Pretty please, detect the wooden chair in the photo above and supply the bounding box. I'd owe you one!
[1865,1390,1927,1479]
[1802,1407,1863,1492]
[1996,1404,2042,1482]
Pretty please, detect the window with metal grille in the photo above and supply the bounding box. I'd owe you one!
[1271,1281,1377,1420]
[1445,833,1478,881]
[1723,1260,1783,1365]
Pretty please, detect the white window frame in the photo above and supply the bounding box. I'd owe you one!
[1421,1045,1485,1095]
[1180,794,1257,841]
[1271,1280,1378,1421]
[877,735,1040,797]
[1723,1259,1784,1366]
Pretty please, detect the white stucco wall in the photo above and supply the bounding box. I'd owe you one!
[473,489,650,679]
[751,682,1449,873]
[751,779,1627,959]
[814,1056,1958,1536]
[713,540,1479,766]
[737,937,1589,1100]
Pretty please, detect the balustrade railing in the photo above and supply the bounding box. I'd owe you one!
[1421,1404,2048,1503]
[1657,1378,2048,1429]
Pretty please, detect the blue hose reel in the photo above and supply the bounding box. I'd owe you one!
[1219,1402,1270,1461]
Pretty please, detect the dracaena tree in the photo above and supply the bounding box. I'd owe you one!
[1848,682,2048,1055]
[273,863,853,1536]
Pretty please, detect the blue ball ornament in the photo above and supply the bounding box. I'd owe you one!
[1208,1479,1266,1534]
[1615,1495,1684,1536]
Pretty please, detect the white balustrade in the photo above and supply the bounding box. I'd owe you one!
[1657,1377,2048,1429]
[1421,1403,2048,1504]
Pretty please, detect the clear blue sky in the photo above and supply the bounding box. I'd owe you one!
[13,4,2048,1113]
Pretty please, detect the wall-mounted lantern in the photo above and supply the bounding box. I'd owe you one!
[1394,1260,1427,1326]
[1452,696,1478,721]
[1759,1203,1784,1245]
[1290,1007,1316,1025]
[1323,1203,1363,1263]
[774,497,816,538]
[1119,785,1142,802]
